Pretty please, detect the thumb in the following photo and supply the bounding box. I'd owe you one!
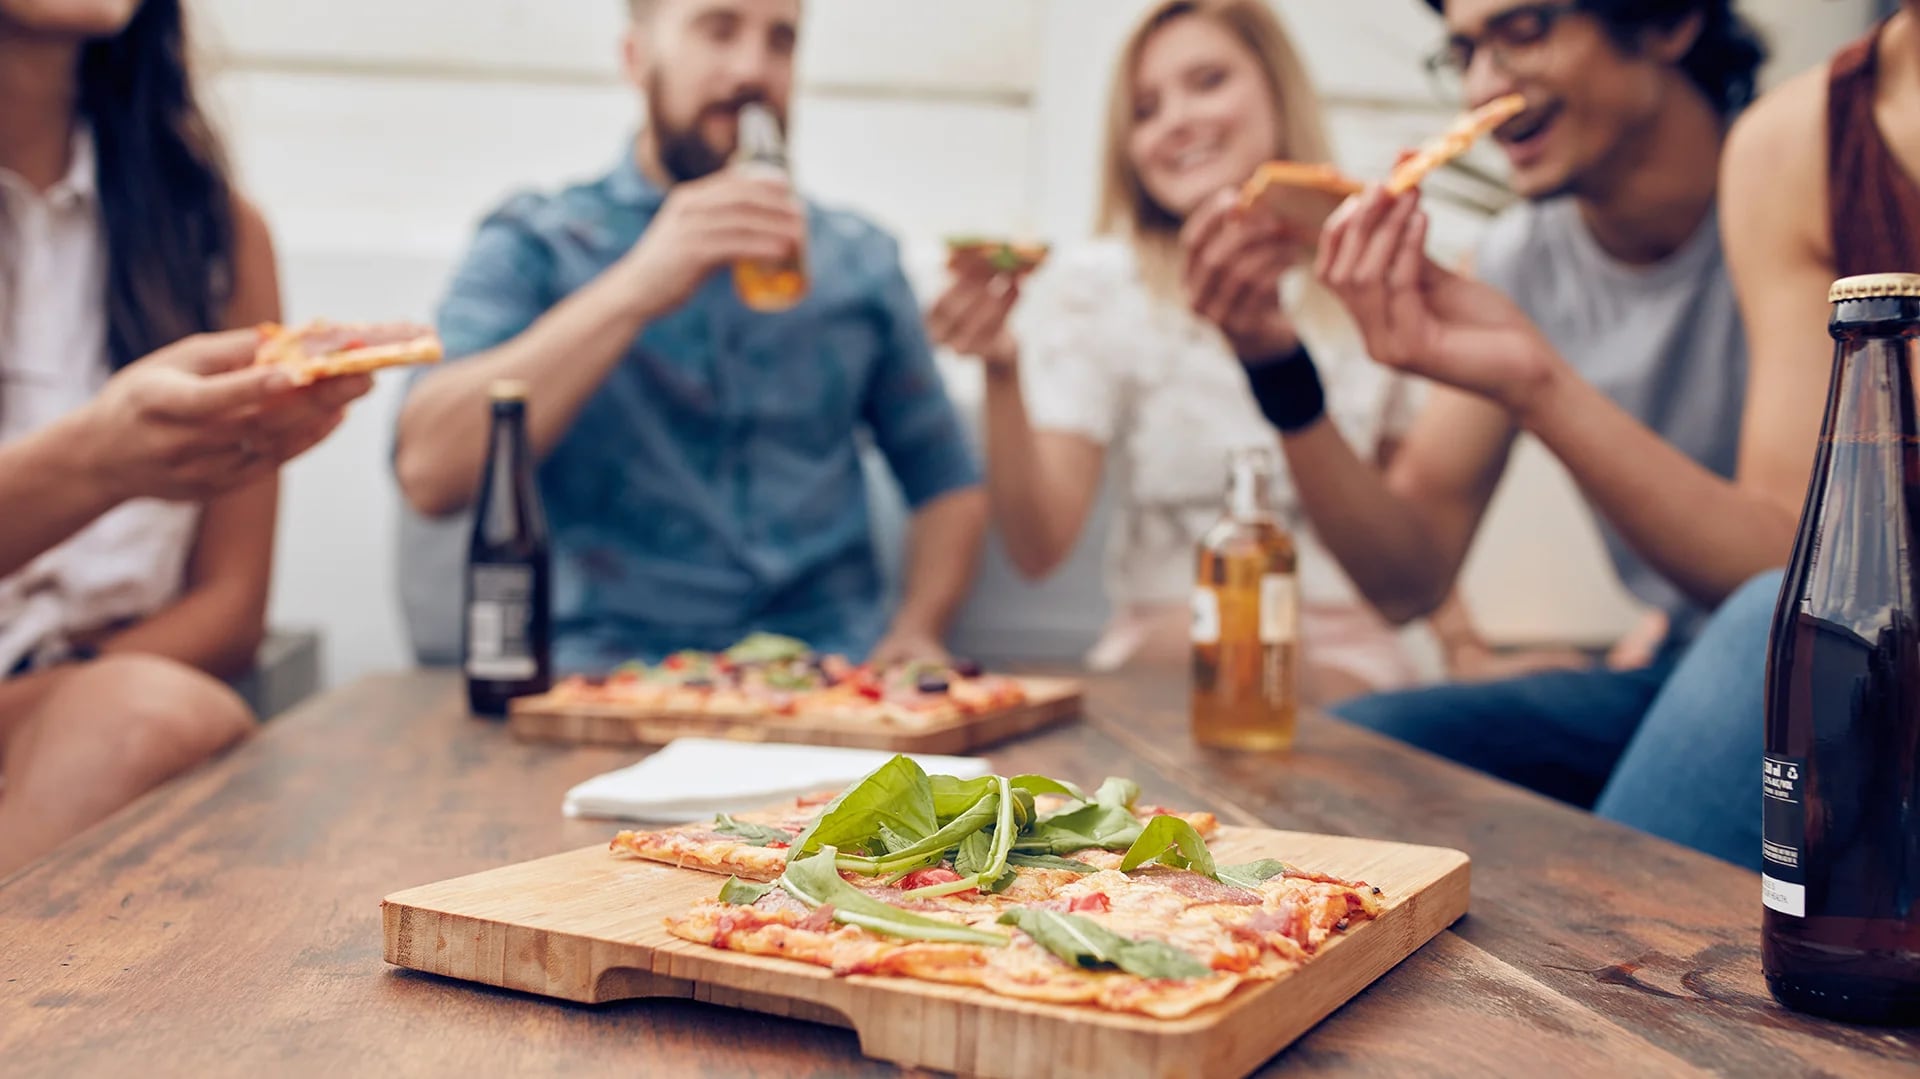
[151,328,271,377]
[145,364,292,421]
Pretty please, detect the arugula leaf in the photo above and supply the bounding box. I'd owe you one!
[779,847,1009,946]
[718,877,773,905]
[842,790,1000,877]
[876,823,918,854]
[1010,775,1090,803]
[997,909,1210,980]
[789,755,936,860]
[1217,859,1295,890]
[1093,777,1141,811]
[1016,801,1144,855]
[1005,853,1099,873]
[723,632,812,664]
[952,831,993,877]
[929,774,998,819]
[713,814,796,847]
[1119,816,1217,879]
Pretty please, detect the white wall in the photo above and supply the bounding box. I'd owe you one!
[190,1,1874,686]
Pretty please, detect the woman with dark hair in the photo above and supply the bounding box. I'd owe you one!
[0,0,368,874]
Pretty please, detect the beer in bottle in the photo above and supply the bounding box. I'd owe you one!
[731,102,808,312]
[1191,447,1299,750]
[1763,273,1920,1024]
[463,380,551,717]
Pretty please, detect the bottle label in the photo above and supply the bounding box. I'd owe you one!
[1259,574,1297,645]
[466,563,537,681]
[1761,754,1807,917]
[1190,588,1221,645]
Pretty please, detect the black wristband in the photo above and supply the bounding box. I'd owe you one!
[1243,343,1326,433]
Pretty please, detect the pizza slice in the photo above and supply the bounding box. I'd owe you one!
[1237,160,1367,237]
[254,320,443,386]
[945,236,1051,279]
[1385,92,1527,195]
[1237,92,1528,231]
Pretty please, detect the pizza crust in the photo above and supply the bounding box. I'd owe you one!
[254,320,444,386]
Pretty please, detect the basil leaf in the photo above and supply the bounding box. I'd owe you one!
[1217,859,1295,890]
[713,814,796,848]
[779,847,1008,946]
[790,755,936,860]
[718,877,773,905]
[1093,777,1140,811]
[1005,853,1099,873]
[998,909,1211,980]
[1119,816,1217,879]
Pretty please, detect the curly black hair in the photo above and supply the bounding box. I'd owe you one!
[1419,0,1768,115]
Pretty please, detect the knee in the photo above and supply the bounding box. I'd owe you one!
[63,655,255,773]
[1722,569,1786,623]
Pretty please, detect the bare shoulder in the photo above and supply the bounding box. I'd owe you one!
[224,192,284,327]
[1722,64,1829,256]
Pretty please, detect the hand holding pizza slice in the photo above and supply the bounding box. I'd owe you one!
[1238,93,1529,228]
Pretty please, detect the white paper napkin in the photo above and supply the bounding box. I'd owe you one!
[563,738,993,822]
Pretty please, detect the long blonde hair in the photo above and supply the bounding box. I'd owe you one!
[1097,0,1334,302]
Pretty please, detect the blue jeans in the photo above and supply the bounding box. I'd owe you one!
[1334,571,1782,870]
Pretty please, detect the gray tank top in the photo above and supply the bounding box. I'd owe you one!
[1475,198,1747,643]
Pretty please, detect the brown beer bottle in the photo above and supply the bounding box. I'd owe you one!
[1763,273,1920,1024]
[463,380,552,717]
[731,102,808,312]
[1191,447,1299,750]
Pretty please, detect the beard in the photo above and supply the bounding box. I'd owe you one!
[647,71,773,183]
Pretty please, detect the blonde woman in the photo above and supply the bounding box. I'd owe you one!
[925,0,1462,701]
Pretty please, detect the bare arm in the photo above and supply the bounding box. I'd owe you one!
[1184,191,1513,621]
[96,198,285,678]
[1511,73,1832,604]
[878,487,989,660]
[978,368,1106,580]
[395,167,808,518]
[1318,185,1801,613]
[0,415,124,578]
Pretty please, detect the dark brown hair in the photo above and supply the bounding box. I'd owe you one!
[1423,0,1766,116]
[78,0,236,370]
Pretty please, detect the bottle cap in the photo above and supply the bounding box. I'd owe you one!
[1829,273,1920,303]
[736,103,786,164]
[489,380,530,402]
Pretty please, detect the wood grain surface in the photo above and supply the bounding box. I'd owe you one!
[2,670,1915,1078]
[383,829,1469,1079]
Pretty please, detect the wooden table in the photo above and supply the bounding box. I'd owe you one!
[2,671,1914,1077]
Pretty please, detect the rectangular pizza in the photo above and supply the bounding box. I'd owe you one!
[522,633,1031,730]
[610,757,1382,1020]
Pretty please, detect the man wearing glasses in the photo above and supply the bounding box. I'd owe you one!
[1185,1,1772,867]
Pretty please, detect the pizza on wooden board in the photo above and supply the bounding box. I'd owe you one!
[523,633,1030,729]
[611,757,1382,1019]
[1238,92,1529,226]
[253,320,443,386]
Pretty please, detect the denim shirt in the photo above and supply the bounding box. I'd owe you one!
[421,143,979,671]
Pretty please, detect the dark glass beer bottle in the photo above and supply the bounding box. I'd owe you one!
[463,380,551,717]
[1763,273,1920,1024]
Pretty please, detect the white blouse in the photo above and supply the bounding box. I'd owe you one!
[0,130,200,674]
[1011,238,1421,642]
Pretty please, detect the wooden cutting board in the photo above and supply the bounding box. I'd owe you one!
[507,676,1082,753]
[383,826,1469,1079]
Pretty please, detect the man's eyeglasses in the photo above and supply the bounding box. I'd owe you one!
[1423,2,1581,100]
